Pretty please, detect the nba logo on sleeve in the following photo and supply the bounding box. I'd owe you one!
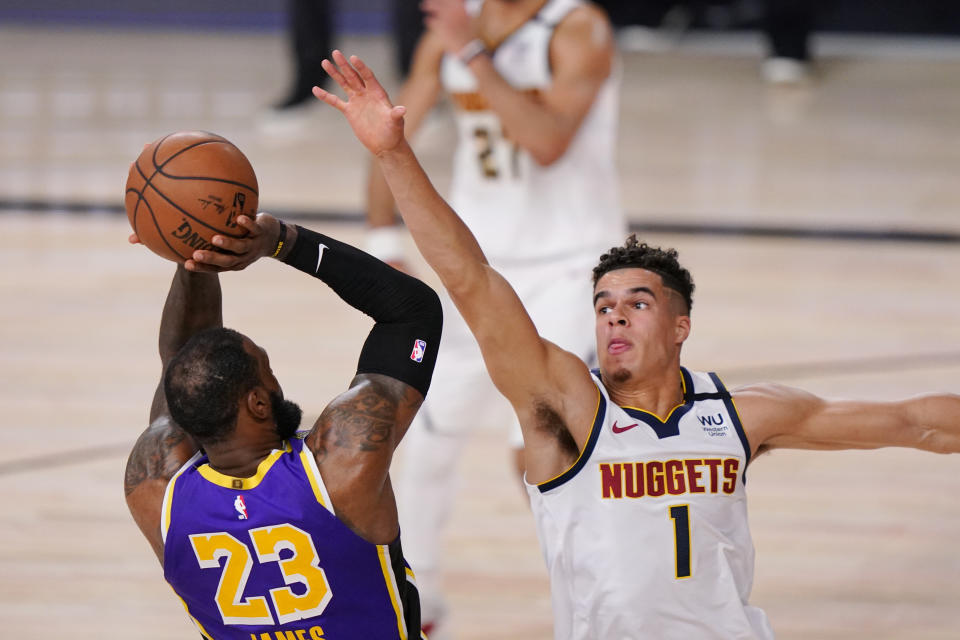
[410,339,427,363]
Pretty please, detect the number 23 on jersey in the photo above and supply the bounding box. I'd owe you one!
[189,523,332,626]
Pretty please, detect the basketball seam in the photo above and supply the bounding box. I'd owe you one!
[127,135,192,261]
[130,133,190,261]
[136,158,248,241]
[128,133,257,261]
[153,137,258,194]
[150,136,253,238]
[125,185,191,261]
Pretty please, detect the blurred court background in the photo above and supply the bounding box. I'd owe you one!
[1,1,958,638]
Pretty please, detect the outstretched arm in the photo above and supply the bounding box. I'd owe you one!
[366,29,444,264]
[125,264,221,562]
[735,383,960,458]
[315,52,600,484]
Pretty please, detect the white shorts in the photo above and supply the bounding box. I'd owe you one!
[418,253,598,446]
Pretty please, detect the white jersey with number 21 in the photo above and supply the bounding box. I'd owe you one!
[440,0,623,264]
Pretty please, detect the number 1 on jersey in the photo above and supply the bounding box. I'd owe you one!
[670,505,692,579]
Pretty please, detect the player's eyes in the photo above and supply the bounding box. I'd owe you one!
[634,301,649,309]
[597,306,611,314]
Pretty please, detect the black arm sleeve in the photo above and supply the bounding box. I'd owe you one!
[281,225,442,397]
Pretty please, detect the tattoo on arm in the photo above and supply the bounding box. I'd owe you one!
[321,391,396,452]
[124,419,193,496]
[313,376,421,453]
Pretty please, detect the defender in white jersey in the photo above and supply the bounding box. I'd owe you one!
[315,53,960,639]
[531,366,773,639]
[362,0,624,631]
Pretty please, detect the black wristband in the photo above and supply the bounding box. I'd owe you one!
[282,225,442,397]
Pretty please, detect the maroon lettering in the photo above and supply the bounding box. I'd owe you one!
[665,460,685,495]
[599,457,741,499]
[703,458,722,493]
[600,463,622,499]
[624,462,645,498]
[645,460,665,497]
[684,459,705,493]
[722,458,739,494]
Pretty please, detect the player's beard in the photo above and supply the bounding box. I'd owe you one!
[610,367,632,384]
[270,390,303,440]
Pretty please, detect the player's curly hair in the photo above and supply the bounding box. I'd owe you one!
[592,234,695,314]
[163,327,261,444]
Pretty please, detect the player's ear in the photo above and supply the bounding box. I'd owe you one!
[674,314,691,345]
[245,386,271,420]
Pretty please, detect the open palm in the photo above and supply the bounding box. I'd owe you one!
[313,51,406,156]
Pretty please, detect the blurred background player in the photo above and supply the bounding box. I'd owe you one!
[761,0,818,83]
[601,0,817,83]
[362,0,626,633]
[124,215,441,639]
[269,0,427,114]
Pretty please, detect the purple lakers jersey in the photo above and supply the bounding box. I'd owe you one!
[161,434,421,640]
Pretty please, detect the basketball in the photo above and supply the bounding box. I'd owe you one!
[124,131,259,263]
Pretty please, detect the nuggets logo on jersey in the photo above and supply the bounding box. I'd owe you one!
[600,457,739,499]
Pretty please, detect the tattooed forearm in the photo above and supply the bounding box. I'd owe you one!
[124,418,194,496]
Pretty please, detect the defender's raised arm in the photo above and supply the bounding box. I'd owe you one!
[735,383,960,457]
[314,52,599,483]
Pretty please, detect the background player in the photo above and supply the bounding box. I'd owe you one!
[363,1,625,630]
[315,50,960,639]
[124,215,441,639]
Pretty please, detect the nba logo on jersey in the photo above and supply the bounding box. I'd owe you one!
[410,339,426,363]
[234,495,248,520]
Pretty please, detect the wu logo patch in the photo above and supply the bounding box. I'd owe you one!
[410,339,426,363]
[234,495,248,520]
[697,412,728,437]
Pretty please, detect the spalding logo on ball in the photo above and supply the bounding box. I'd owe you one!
[125,131,259,263]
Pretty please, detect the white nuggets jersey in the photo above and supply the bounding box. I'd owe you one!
[526,368,775,640]
[439,0,624,263]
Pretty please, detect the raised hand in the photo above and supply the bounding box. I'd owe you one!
[187,213,282,273]
[313,51,407,156]
[422,0,476,55]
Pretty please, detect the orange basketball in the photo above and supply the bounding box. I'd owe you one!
[124,131,259,263]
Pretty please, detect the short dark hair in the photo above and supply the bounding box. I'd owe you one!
[592,234,695,314]
[163,327,261,444]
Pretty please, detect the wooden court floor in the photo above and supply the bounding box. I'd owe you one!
[1,25,959,640]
